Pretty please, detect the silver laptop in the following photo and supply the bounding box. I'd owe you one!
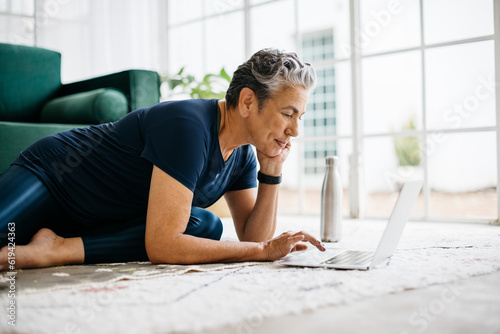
[281,179,423,270]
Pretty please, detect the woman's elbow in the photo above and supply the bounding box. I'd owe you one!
[147,248,183,264]
[146,245,164,264]
[146,238,171,264]
[145,238,187,264]
[147,250,165,264]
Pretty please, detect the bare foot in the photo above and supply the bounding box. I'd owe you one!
[0,228,84,270]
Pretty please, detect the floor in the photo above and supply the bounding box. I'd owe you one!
[204,216,500,334]
[3,215,498,334]
[203,269,500,334]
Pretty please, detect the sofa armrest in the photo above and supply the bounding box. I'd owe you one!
[60,69,160,112]
[41,88,128,124]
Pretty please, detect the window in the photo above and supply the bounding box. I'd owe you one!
[164,0,498,222]
[302,30,338,175]
[360,0,496,221]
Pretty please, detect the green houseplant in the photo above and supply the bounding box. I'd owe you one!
[161,67,231,100]
[394,119,421,167]
[390,118,423,188]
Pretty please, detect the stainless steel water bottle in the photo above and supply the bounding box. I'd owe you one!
[320,156,342,242]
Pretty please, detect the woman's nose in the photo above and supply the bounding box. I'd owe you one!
[287,120,299,137]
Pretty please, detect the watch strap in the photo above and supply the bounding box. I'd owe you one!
[257,171,282,185]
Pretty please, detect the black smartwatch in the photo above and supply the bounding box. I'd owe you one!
[257,171,282,185]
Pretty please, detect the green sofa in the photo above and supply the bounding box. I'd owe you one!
[0,43,161,174]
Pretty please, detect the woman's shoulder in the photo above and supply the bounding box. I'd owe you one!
[140,99,217,139]
[144,99,218,123]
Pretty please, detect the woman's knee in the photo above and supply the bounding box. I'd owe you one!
[184,207,223,240]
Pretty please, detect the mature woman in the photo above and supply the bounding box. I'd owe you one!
[0,48,325,270]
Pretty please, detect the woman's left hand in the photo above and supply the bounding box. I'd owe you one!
[257,141,292,176]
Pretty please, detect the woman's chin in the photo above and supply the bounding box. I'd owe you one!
[270,148,283,157]
[256,145,282,158]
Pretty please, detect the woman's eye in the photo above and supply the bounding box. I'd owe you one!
[284,114,293,118]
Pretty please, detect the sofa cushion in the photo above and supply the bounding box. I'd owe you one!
[40,88,128,124]
[0,43,61,122]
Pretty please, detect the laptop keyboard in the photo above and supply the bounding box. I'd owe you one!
[322,250,373,266]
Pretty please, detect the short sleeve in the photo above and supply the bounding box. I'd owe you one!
[228,145,257,191]
[140,112,208,192]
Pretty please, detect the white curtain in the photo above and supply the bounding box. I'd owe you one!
[33,0,166,83]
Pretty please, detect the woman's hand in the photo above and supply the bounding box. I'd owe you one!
[262,230,326,261]
[257,141,292,177]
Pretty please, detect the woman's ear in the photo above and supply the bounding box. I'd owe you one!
[238,87,256,117]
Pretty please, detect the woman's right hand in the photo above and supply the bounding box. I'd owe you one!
[262,230,326,261]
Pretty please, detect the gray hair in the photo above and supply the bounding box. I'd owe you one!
[225,48,316,110]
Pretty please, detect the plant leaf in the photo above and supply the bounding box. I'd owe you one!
[220,68,231,82]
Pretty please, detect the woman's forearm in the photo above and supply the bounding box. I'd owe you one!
[148,227,326,265]
[148,234,267,264]
[239,183,280,242]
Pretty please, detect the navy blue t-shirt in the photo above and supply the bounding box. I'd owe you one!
[14,99,257,225]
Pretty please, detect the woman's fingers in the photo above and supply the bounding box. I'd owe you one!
[264,230,325,261]
[291,243,308,252]
[289,234,305,244]
[285,234,305,254]
[292,231,326,252]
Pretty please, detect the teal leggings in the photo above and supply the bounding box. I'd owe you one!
[0,165,223,264]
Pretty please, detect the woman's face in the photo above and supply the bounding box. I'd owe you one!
[247,85,308,157]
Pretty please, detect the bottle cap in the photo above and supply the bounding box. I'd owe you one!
[326,156,339,166]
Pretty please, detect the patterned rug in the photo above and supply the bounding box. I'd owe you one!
[0,261,260,294]
[1,217,499,333]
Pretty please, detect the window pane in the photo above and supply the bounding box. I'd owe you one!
[364,136,424,218]
[423,0,494,45]
[425,41,495,130]
[280,139,351,215]
[168,0,203,26]
[302,62,352,137]
[39,0,88,21]
[37,18,89,82]
[205,0,243,16]
[0,14,34,45]
[298,0,350,59]
[206,11,245,75]
[168,22,204,79]
[0,0,34,15]
[250,0,295,53]
[333,61,352,136]
[428,132,497,219]
[362,51,422,135]
[250,0,270,5]
[302,29,335,63]
[360,0,420,55]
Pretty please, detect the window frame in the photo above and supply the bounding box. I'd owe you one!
[164,0,499,223]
